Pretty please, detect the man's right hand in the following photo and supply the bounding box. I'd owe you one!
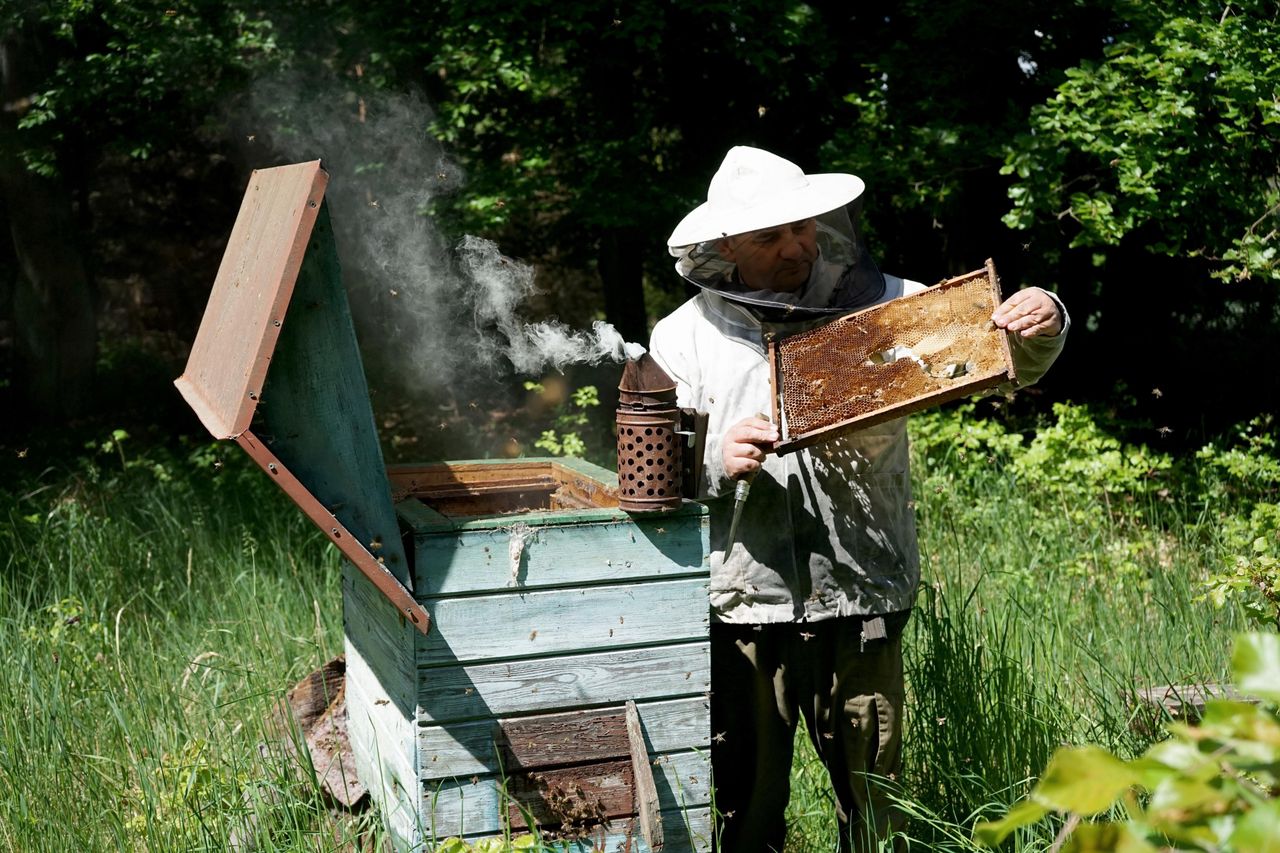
[722,416,779,480]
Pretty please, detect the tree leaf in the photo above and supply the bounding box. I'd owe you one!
[1231,800,1280,853]
[973,798,1050,847]
[1032,745,1141,815]
[1233,634,1280,704]
[1064,822,1158,853]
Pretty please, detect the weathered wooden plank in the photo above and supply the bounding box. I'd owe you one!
[388,458,699,530]
[627,701,663,852]
[395,497,454,534]
[389,460,560,491]
[1129,682,1248,736]
[412,516,710,597]
[175,161,326,440]
[507,758,635,831]
[498,708,628,769]
[417,642,710,724]
[414,489,564,521]
[343,567,416,714]
[421,750,711,838]
[420,578,709,666]
[550,458,622,509]
[389,459,619,492]
[419,697,710,779]
[344,647,419,844]
[455,806,712,853]
[448,504,704,531]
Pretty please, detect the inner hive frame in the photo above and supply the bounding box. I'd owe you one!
[768,259,1016,456]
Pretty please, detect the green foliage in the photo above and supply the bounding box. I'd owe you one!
[914,400,1175,528]
[20,596,111,688]
[1002,1,1280,283]
[524,381,600,459]
[975,633,1280,852]
[1011,402,1172,525]
[1196,416,1280,628]
[123,738,242,837]
[7,1,278,176]
[434,835,539,852]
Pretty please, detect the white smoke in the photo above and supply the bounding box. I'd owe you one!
[457,235,645,374]
[238,73,644,386]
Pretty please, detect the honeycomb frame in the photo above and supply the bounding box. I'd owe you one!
[768,259,1016,456]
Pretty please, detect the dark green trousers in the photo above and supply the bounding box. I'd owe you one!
[710,614,908,853]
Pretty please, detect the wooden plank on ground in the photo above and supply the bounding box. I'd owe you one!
[1130,682,1247,736]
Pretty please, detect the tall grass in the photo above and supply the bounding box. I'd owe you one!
[1,403,1266,851]
[0,439,387,851]
[785,404,1255,851]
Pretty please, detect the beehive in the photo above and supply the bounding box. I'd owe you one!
[176,162,712,851]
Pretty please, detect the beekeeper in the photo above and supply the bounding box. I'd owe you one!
[649,146,1067,852]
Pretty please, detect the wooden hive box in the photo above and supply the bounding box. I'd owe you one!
[176,162,712,851]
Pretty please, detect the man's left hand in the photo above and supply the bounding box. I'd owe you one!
[992,287,1063,338]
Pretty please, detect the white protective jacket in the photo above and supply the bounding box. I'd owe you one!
[649,275,1069,624]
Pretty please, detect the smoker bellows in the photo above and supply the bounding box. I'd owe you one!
[176,162,712,851]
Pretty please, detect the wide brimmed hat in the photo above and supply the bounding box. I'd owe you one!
[667,146,865,249]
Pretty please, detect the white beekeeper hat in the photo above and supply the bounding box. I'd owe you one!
[667,146,866,248]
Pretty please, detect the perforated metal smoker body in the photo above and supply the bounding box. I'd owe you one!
[769,259,1016,455]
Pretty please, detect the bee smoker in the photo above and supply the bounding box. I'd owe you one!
[616,354,707,512]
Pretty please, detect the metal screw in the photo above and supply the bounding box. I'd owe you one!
[268,463,277,474]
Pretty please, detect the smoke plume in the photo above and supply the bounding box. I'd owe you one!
[236,72,643,389]
[458,235,646,373]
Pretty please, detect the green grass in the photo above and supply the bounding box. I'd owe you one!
[783,405,1254,852]
[0,404,1265,852]
[0,440,386,851]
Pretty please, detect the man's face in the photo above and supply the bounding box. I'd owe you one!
[719,218,818,292]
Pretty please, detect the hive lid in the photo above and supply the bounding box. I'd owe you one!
[175,161,429,634]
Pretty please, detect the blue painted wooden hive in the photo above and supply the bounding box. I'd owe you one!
[175,161,712,851]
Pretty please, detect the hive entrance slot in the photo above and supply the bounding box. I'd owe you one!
[495,705,654,842]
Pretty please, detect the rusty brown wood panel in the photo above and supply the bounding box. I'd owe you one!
[506,758,636,832]
[498,708,629,770]
[175,161,326,439]
[549,461,622,508]
[388,461,557,492]
[388,460,622,511]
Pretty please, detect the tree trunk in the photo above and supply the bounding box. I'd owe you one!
[0,28,96,421]
[598,227,648,346]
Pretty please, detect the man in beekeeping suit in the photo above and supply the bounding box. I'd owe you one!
[649,146,1067,852]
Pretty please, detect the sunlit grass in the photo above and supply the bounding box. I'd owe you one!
[0,404,1257,852]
